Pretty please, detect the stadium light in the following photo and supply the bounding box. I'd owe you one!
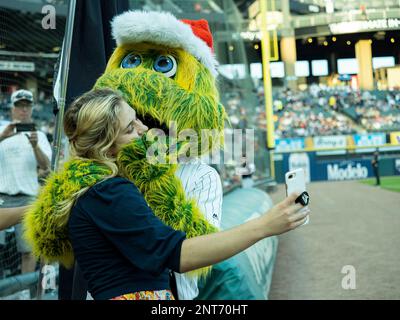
[254,44,259,50]
[308,38,313,43]
[323,41,328,46]
[347,40,352,45]
[332,36,337,42]
[391,38,395,43]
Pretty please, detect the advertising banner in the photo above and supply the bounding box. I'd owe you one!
[282,152,373,182]
[323,160,372,181]
[313,135,347,150]
[353,133,386,146]
[0,61,35,72]
[395,159,400,175]
[288,153,311,183]
[390,132,400,145]
[275,137,305,152]
[353,133,386,153]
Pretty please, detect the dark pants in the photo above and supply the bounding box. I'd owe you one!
[373,166,380,186]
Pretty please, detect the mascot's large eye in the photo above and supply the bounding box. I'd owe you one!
[121,53,142,69]
[153,55,177,78]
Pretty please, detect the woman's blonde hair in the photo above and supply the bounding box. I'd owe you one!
[57,89,125,224]
[64,88,125,165]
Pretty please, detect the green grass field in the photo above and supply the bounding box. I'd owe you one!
[361,176,400,193]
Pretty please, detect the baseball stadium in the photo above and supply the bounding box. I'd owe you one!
[0,0,399,303]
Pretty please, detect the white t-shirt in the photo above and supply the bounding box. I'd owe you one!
[174,161,223,300]
[0,124,52,196]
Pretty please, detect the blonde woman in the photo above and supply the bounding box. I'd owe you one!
[24,89,309,300]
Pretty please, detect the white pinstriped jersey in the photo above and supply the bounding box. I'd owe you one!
[0,124,52,196]
[174,161,223,300]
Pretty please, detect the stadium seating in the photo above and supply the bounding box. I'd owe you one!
[221,84,400,139]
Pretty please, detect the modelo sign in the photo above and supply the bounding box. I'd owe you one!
[281,153,374,182]
[326,160,371,181]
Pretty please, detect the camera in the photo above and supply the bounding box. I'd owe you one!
[15,123,36,132]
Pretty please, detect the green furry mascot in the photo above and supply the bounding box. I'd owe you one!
[24,11,226,295]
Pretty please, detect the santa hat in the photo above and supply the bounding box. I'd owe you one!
[111,11,218,77]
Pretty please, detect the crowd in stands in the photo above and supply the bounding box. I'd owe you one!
[307,85,400,133]
[263,84,400,138]
[271,87,359,138]
[352,91,400,131]
[222,84,363,138]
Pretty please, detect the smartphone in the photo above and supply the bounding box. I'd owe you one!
[16,123,36,132]
[285,168,309,226]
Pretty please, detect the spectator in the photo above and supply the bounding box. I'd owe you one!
[0,89,52,274]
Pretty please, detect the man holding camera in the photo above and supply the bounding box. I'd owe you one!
[0,89,52,274]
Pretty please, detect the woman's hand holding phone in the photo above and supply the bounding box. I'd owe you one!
[285,168,310,226]
[261,193,310,237]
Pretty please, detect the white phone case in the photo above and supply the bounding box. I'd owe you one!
[285,168,309,225]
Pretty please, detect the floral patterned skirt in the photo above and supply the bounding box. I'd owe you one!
[110,290,175,300]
